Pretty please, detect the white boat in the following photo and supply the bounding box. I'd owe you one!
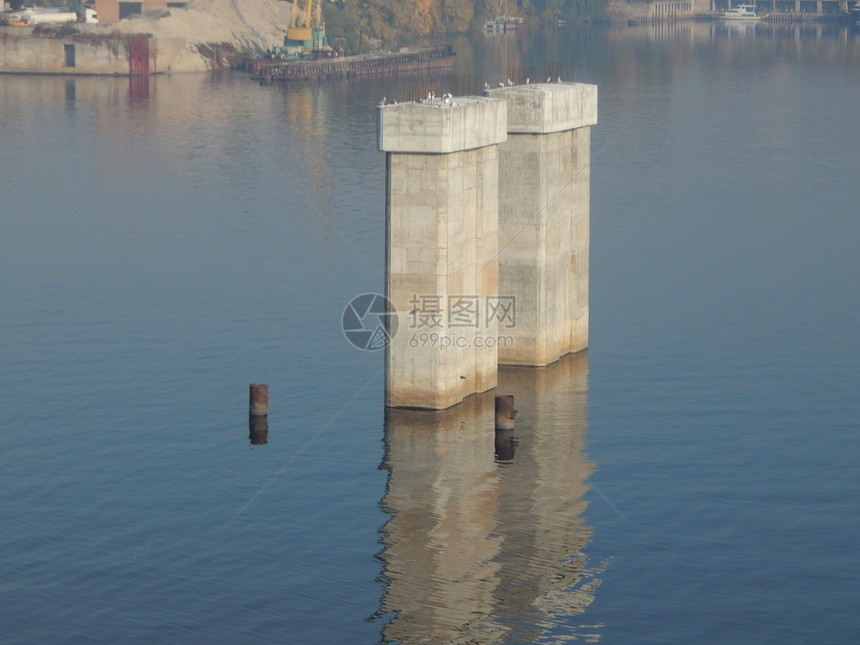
[711,4,761,20]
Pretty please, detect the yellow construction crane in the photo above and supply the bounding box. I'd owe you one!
[286,0,318,43]
[284,0,328,53]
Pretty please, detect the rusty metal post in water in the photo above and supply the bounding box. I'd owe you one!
[249,383,268,417]
[495,394,518,430]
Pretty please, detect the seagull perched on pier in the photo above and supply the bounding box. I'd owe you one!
[484,82,490,90]
[525,77,530,84]
[507,78,513,86]
[557,76,562,83]
[498,82,504,88]
[378,96,386,106]
[546,76,551,83]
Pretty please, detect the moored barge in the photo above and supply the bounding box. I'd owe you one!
[247,46,455,83]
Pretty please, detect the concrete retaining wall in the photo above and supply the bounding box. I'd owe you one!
[0,27,185,74]
[1,28,128,74]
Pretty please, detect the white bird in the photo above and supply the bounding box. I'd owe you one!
[526,77,530,84]
[507,78,513,86]
[484,82,490,90]
[557,76,562,83]
[498,82,504,88]
[546,76,551,82]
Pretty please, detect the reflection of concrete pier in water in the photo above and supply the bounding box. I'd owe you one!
[377,352,597,643]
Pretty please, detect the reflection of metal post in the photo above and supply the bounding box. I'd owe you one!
[495,427,516,462]
[249,383,268,416]
[495,394,518,430]
[249,414,269,445]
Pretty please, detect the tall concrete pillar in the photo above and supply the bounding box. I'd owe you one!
[379,97,507,409]
[486,83,598,366]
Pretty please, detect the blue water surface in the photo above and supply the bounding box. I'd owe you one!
[1,21,859,644]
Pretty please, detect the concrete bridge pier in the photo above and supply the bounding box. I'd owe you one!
[378,97,507,409]
[486,83,598,366]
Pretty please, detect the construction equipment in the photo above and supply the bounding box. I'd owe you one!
[286,0,313,42]
[285,0,327,52]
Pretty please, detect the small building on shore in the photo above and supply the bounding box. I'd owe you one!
[605,0,708,22]
[92,0,188,24]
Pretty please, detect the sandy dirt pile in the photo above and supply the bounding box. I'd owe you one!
[112,0,295,71]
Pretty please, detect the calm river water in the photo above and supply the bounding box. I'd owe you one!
[1,21,858,644]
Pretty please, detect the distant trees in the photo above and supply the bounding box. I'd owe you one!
[512,0,609,24]
[324,0,477,48]
[323,0,607,50]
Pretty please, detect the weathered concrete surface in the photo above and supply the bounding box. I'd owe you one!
[1,28,129,74]
[493,82,597,134]
[380,97,506,409]
[378,96,507,154]
[0,27,185,74]
[487,83,597,366]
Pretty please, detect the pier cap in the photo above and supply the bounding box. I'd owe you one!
[485,83,597,134]
[378,96,507,154]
